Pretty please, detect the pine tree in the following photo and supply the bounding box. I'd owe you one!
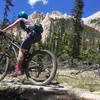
[71,0,84,59]
[3,0,13,27]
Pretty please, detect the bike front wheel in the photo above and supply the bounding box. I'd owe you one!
[0,52,9,81]
[25,50,57,85]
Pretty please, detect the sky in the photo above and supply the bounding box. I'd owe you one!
[0,0,100,21]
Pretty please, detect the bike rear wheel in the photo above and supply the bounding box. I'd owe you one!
[25,50,57,85]
[0,52,9,81]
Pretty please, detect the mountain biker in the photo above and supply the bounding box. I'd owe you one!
[0,11,43,76]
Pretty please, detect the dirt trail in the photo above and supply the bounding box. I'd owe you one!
[0,77,100,100]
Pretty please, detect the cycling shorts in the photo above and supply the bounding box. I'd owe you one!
[20,31,41,50]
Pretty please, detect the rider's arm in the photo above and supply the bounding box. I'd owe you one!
[2,18,23,32]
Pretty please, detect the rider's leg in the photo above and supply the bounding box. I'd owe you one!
[13,31,41,76]
[14,32,35,74]
[15,48,27,71]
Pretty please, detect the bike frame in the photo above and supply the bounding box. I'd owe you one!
[8,39,19,59]
[0,33,57,85]
[4,34,35,69]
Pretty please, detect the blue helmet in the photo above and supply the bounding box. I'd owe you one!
[18,11,28,19]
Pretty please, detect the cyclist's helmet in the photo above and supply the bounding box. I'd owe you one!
[33,23,43,33]
[18,11,28,19]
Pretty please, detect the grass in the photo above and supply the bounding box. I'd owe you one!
[56,68,100,92]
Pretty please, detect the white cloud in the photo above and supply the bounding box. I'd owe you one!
[28,0,48,6]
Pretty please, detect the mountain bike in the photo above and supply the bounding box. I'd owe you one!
[0,32,57,85]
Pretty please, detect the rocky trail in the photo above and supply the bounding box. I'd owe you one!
[0,76,100,100]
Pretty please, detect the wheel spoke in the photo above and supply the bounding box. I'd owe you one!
[25,50,57,85]
[0,53,9,80]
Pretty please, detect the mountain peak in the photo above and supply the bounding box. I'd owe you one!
[83,11,100,21]
[83,11,100,32]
